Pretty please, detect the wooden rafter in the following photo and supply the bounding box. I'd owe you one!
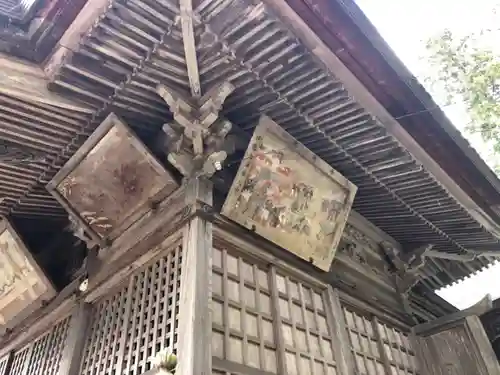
[180,0,202,97]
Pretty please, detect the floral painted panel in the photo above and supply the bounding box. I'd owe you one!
[53,114,178,239]
[222,116,357,271]
[0,221,55,328]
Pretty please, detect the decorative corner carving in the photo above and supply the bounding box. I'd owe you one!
[66,215,96,250]
[380,242,434,322]
[338,240,367,266]
[157,82,236,178]
[339,224,391,278]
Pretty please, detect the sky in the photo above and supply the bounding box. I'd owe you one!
[354,0,500,309]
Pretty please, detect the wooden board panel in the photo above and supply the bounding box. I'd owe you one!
[414,316,500,375]
[47,113,179,245]
[0,220,56,329]
[222,116,357,271]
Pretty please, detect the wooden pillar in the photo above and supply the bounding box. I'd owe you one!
[326,287,354,375]
[58,301,91,375]
[177,178,213,375]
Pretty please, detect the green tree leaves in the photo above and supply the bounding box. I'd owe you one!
[426,28,500,170]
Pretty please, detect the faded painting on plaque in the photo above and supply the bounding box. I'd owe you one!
[48,113,178,243]
[222,116,357,271]
[0,220,55,327]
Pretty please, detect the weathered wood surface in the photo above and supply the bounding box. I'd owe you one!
[414,315,500,375]
[260,0,500,240]
[57,302,91,375]
[48,113,179,246]
[0,53,91,112]
[0,220,56,331]
[223,116,357,271]
[414,294,492,336]
[177,178,213,375]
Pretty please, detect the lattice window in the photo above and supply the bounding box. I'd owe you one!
[10,345,30,375]
[80,246,182,375]
[212,247,278,373]
[275,273,337,375]
[376,322,418,375]
[8,317,70,375]
[0,354,10,375]
[343,307,419,375]
[26,317,70,375]
[343,308,386,375]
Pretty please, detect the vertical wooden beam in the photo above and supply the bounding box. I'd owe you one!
[372,317,392,375]
[325,287,354,375]
[177,178,213,375]
[58,301,91,375]
[269,266,286,375]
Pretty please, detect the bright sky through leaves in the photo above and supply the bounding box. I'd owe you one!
[355,0,500,309]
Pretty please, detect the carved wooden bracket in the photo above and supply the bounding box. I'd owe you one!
[157,82,236,178]
[380,241,435,322]
[66,215,97,250]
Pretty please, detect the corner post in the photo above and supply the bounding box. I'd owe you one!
[177,177,213,375]
[58,301,91,375]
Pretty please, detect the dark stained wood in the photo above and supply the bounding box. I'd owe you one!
[263,0,500,240]
[283,0,500,223]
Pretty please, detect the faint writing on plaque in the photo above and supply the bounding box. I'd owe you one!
[0,220,55,327]
[48,113,178,245]
[222,116,357,271]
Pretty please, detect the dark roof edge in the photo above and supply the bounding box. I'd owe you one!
[334,0,500,196]
[283,0,500,230]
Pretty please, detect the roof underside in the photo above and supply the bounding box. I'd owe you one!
[0,0,498,290]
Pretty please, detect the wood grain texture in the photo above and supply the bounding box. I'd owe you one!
[414,315,500,375]
[47,113,178,246]
[177,178,213,375]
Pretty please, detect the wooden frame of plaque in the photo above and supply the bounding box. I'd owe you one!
[0,219,56,330]
[47,113,179,247]
[222,116,357,271]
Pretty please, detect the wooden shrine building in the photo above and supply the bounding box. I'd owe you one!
[1,0,500,374]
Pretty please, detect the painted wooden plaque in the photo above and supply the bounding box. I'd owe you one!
[222,116,357,271]
[48,113,179,245]
[0,220,55,328]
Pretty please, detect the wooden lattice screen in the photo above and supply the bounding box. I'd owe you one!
[212,247,339,375]
[80,245,182,375]
[212,247,278,373]
[0,354,10,375]
[7,317,70,375]
[342,307,418,375]
[376,321,418,375]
